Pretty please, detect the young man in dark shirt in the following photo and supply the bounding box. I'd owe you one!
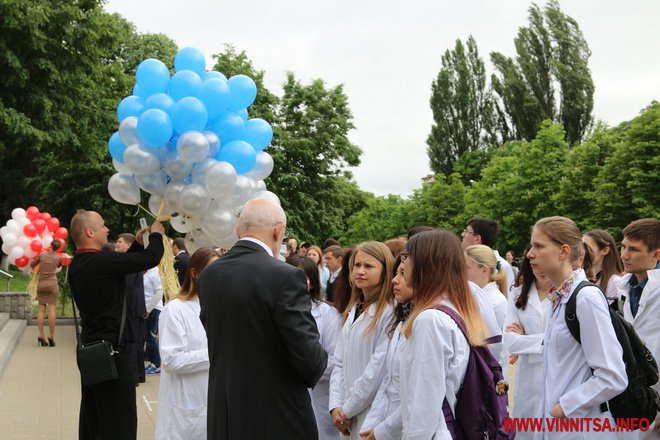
[68,210,164,440]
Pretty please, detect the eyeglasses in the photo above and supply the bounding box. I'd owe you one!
[399,250,409,263]
[462,228,474,236]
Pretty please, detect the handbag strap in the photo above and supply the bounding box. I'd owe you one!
[70,284,128,351]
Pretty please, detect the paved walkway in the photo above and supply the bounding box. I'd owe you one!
[0,325,160,440]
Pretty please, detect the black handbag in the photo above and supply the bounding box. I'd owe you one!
[72,292,127,386]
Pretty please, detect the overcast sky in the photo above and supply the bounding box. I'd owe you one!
[104,0,660,197]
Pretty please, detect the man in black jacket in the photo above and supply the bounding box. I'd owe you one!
[69,210,164,440]
[171,237,190,284]
[199,198,327,440]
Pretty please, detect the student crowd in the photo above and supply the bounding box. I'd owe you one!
[67,206,660,440]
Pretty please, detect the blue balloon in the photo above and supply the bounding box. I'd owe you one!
[197,78,231,119]
[227,75,257,111]
[237,108,248,121]
[168,70,202,101]
[172,97,208,133]
[174,47,206,76]
[137,109,174,148]
[108,132,127,163]
[204,71,228,82]
[136,58,170,95]
[209,112,245,144]
[143,93,175,115]
[215,140,257,174]
[133,84,150,99]
[117,96,143,122]
[244,119,273,151]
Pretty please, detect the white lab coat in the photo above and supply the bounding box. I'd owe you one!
[144,266,163,312]
[537,270,628,439]
[504,283,551,437]
[329,303,394,440]
[599,274,623,303]
[400,303,470,440]
[469,281,506,373]
[362,321,406,440]
[155,296,209,440]
[482,281,510,378]
[617,268,660,440]
[310,300,342,440]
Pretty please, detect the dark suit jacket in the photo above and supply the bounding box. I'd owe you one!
[198,239,327,440]
[174,251,191,284]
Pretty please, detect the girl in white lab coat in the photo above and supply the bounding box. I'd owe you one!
[503,246,552,438]
[329,241,395,439]
[286,255,341,440]
[528,217,627,439]
[583,229,624,302]
[399,229,488,439]
[360,253,413,440]
[155,247,219,440]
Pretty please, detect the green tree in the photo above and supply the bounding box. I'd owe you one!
[590,102,660,238]
[427,36,496,176]
[408,173,467,233]
[491,1,594,145]
[464,121,569,252]
[340,195,411,245]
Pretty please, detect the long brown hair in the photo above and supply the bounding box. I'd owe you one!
[342,241,394,333]
[401,230,487,346]
[286,255,321,302]
[533,216,594,280]
[584,229,623,293]
[175,247,220,301]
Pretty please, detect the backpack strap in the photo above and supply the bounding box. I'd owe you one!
[435,305,464,440]
[564,280,597,344]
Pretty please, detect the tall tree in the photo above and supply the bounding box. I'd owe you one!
[491,1,594,145]
[427,36,496,176]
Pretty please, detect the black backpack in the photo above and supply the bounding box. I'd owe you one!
[565,281,660,424]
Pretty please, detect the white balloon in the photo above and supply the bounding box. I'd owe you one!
[177,131,209,164]
[6,219,20,235]
[135,171,168,197]
[245,152,274,181]
[201,205,237,239]
[164,181,186,213]
[170,215,195,233]
[119,116,140,146]
[11,208,26,220]
[250,190,281,205]
[113,158,133,174]
[180,184,211,216]
[17,236,30,248]
[25,248,37,258]
[205,161,237,198]
[216,232,238,250]
[17,217,31,229]
[2,232,18,247]
[9,246,24,260]
[148,194,173,217]
[42,235,54,248]
[108,173,141,205]
[0,226,7,238]
[255,180,267,192]
[164,151,194,181]
[123,144,162,175]
[192,158,217,186]
[1,243,12,255]
[203,130,221,157]
[184,228,214,254]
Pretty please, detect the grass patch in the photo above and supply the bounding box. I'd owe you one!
[0,268,29,292]
[1,267,74,317]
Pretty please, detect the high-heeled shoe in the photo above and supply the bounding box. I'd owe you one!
[38,336,49,347]
[48,338,56,347]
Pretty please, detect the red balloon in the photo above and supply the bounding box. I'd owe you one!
[23,224,38,238]
[33,219,47,234]
[40,212,52,221]
[46,217,60,232]
[30,240,43,253]
[15,256,29,268]
[26,206,40,221]
[54,227,69,240]
[61,257,71,266]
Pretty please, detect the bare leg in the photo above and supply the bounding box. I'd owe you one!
[48,304,56,338]
[37,304,46,338]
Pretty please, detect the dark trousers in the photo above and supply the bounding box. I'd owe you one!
[127,316,145,384]
[145,309,160,367]
[79,345,136,440]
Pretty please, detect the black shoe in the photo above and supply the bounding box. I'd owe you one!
[38,336,49,347]
[48,338,56,347]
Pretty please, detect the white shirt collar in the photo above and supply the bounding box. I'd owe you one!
[241,237,273,257]
[329,267,341,281]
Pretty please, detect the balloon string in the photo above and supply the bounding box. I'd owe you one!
[137,204,158,220]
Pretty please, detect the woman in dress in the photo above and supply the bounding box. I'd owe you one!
[31,239,65,347]
[329,241,395,439]
[155,246,219,440]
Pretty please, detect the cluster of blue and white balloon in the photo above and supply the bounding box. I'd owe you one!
[107,47,279,251]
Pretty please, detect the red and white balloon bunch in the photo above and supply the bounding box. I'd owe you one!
[0,206,69,272]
